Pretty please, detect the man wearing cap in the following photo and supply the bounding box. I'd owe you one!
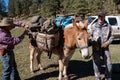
[0,17,27,80]
[89,12,113,80]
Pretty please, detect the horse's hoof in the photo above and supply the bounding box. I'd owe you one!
[31,71,35,74]
[58,78,62,80]
[39,68,45,73]
[64,76,69,80]
[40,69,44,72]
[58,77,62,80]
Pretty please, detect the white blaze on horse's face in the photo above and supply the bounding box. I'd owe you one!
[76,28,89,59]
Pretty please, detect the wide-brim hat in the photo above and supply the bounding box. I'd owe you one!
[0,18,17,27]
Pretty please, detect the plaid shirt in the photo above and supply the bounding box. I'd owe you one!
[90,21,114,45]
[0,21,25,50]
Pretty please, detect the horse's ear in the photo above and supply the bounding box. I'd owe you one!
[84,20,88,29]
[72,19,80,30]
[72,19,77,26]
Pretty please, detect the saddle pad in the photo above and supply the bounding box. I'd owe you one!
[55,16,74,29]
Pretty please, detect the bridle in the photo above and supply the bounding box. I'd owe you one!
[75,30,89,50]
[75,39,89,50]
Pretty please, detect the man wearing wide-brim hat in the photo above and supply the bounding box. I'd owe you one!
[0,17,27,80]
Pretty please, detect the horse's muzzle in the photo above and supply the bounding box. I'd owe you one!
[80,47,90,59]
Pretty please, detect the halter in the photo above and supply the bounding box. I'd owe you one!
[64,33,89,50]
[78,45,88,50]
[64,44,88,51]
[75,38,89,50]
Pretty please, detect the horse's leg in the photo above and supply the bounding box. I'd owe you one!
[63,49,75,79]
[58,48,65,80]
[35,48,44,71]
[58,58,64,80]
[29,43,36,73]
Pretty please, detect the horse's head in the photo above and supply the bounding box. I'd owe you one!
[73,20,89,59]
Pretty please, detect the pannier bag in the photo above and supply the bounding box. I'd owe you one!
[36,32,59,52]
[30,16,41,23]
[28,16,46,32]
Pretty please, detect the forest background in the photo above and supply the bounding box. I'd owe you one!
[0,0,120,19]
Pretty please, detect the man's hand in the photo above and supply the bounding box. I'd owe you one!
[24,24,29,30]
[101,42,109,48]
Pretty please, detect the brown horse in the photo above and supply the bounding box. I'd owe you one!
[58,20,89,80]
[26,19,89,80]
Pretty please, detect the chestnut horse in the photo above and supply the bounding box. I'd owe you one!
[26,19,89,80]
[58,20,89,80]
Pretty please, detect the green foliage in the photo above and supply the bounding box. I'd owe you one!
[72,0,89,16]
[113,0,120,4]
[86,0,102,15]
[14,0,21,16]
[29,0,41,16]
[8,0,15,17]
[41,0,60,18]
[61,0,74,14]
[0,0,6,12]
[20,0,31,16]
[6,0,120,18]
[0,0,7,17]
[0,1,3,14]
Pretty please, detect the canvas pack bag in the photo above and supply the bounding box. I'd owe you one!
[35,32,60,52]
[28,16,46,32]
[41,18,59,34]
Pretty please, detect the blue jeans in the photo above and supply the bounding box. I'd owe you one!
[92,47,112,79]
[0,50,21,80]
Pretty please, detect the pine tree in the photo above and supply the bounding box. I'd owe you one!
[72,0,89,17]
[86,0,102,15]
[41,0,60,18]
[113,0,120,14]
[0,0,6,12]
[20,0,32,16]
[29,0,40,16]
[14,0,21,16]
[8,0,15,17]
[0,1,3,14]
[61,0,74,14]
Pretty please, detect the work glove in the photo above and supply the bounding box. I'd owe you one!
[92,41,99,48]
[22,30,29,35]
[97,37,101,45]
[101,42,109,48]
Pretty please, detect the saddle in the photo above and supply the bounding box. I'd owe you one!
[28,16,63,59]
